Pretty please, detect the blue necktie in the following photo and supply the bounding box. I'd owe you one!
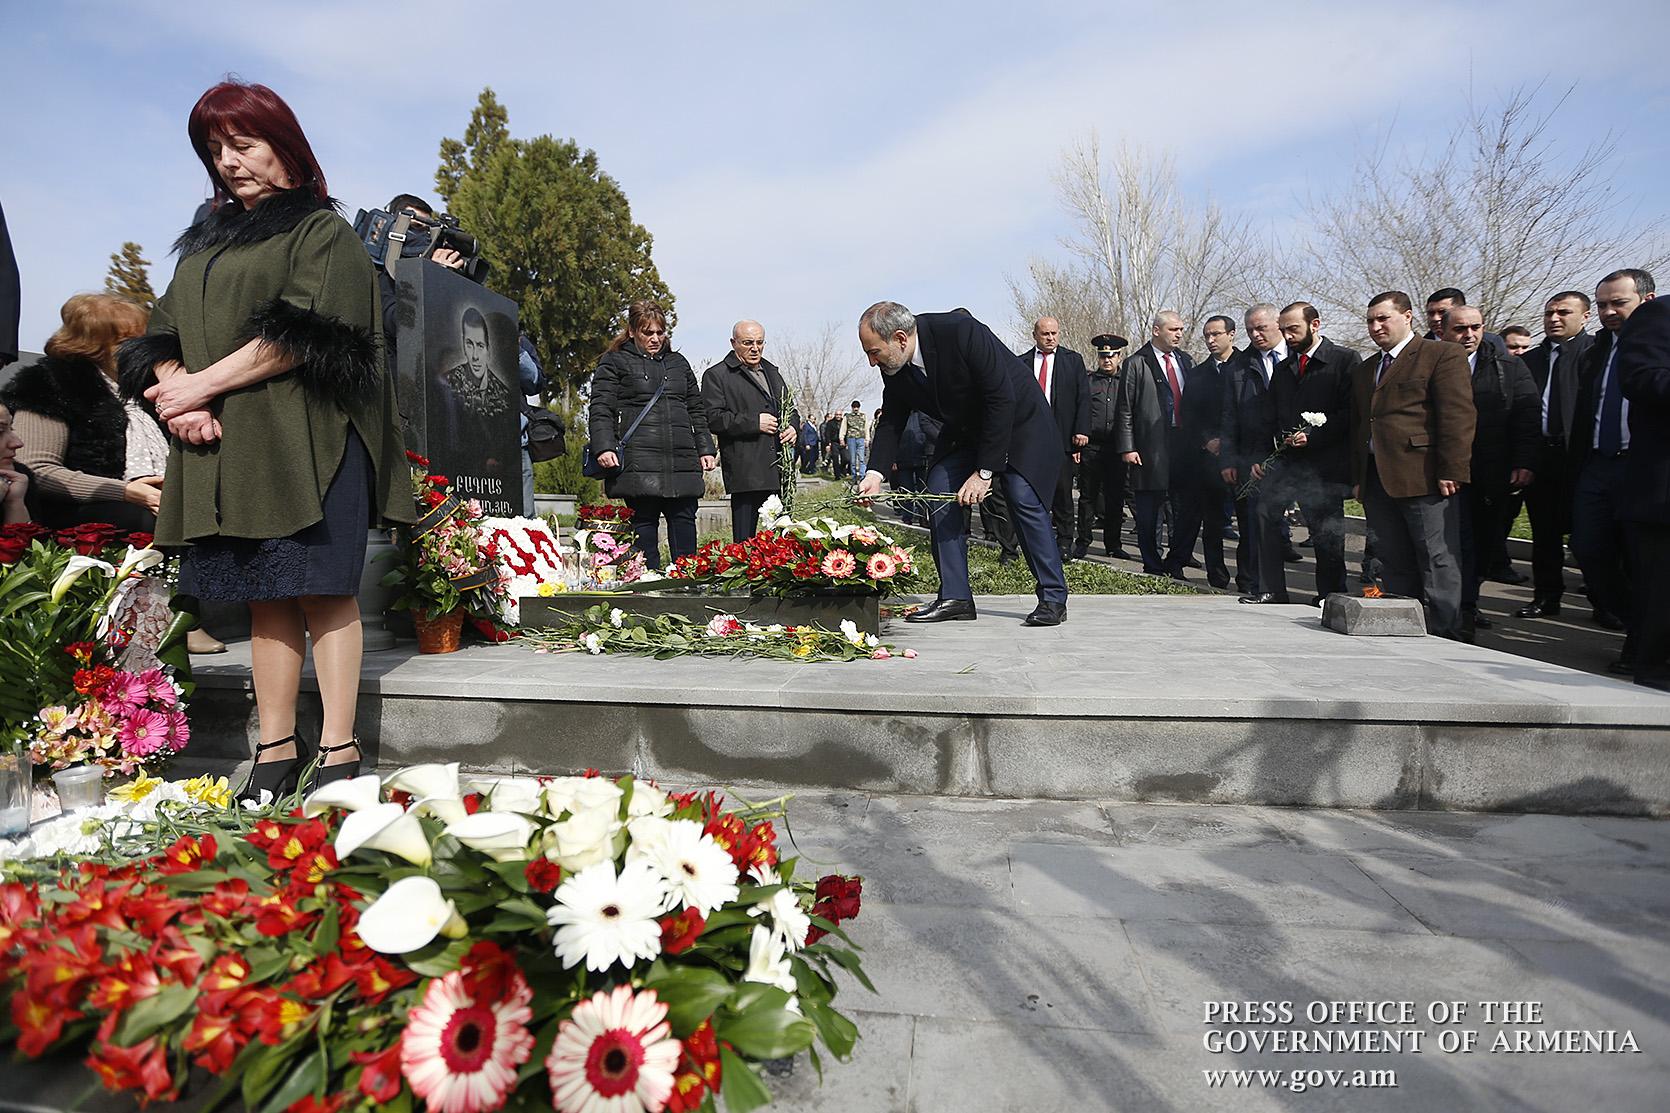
[1598,348,1624,455]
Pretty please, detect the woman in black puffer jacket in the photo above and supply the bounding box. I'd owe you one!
[587,301,715,565]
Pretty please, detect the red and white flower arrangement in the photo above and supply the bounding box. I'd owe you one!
[667,498,917,597]
[0,763,870,1112]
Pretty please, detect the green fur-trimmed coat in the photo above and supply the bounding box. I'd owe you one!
[119,188,413,546]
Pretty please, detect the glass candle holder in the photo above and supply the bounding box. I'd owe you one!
[52,765,105,813]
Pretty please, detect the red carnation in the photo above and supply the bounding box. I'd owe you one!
[658,908,707,955]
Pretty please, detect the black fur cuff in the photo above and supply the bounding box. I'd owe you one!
[117,332,185,408]
[246,298,381,403]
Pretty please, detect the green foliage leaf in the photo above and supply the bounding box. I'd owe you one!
[403,936,471,977]
[802,999,859,1059]
[259,1047,327,1113]
[718,1046,774,1113]
[115,984,198,1045]
[642,966,734,1037]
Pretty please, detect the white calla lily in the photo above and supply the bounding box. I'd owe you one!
[335,801,433,866]
[50,555,116,602]
[116,545,166,579]
[355,876,464,954]
[411,795,469,825]
[301,773,384,817]
[382,762,461,800]
[463,776,545,815]
[445,811,537,861]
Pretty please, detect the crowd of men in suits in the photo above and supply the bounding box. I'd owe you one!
[965,275,1667,689]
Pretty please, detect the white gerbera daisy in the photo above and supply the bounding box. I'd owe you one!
[747,863,812,951]
[547,860,667,971]
[547,984,681,1113]
[638,819,740,916]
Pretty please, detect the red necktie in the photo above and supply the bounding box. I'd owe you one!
[1298,353,1309,380]
[1038,352,1051,395]
[1163,352,1182,427]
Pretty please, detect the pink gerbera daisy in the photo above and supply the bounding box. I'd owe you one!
[163,710,190,752]
[136,667,177,707]
[119,708,169,757]
[104,672,151,717]
[547,985,680,1113]
[401,968,535,1113]
[890,545,913,573]
[865,551,898,580]
[820,549,857,578]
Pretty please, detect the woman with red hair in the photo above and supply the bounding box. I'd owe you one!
[120,80,413,800]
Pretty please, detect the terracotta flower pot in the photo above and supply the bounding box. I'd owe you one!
[413,608,465,654]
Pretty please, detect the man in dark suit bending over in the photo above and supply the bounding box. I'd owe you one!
[858,301,1069,626]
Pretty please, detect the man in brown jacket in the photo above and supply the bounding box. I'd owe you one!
[1351,291,1477,638]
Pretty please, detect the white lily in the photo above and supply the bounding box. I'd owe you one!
[463,776,545,815]
[356,876,465,954]
[744,923,799,996]
[50,555,116,603]
[839,619,865,648]
[384,763,465,824]
[115,545,166,579]
[335,801,433,866]
[445,811,537,861]
[609,607,625,628]
[301,773,384,818]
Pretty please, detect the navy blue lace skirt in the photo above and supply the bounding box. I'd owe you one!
[180,428,373,602]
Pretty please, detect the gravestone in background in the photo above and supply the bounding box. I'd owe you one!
[389,262,523,517]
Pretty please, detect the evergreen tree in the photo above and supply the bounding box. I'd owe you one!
[104,242,155,309]
[435,89,674,391]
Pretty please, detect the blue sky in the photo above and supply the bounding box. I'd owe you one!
[4,0,1668,389]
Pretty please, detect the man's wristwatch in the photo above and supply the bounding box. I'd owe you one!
[977,469,993,481]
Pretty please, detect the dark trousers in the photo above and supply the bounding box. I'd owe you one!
[1077,446,1126,553]
[1232,491,1262,592]
[979,482,1020,557]
[927,447,1066,605]
[1570,453,1634,634]
[1488,489,1523,574]
[1631,522,1670,690]
[1165,455,1227,579]
[730,490,771,542]
[1050,453,1077,548]
[1461,485,1513,610]
[1132,489,1168,573]
[1258,467,1345,599]
[1362,460,1463,636]
[894,464,929,526]
[626,495,698,567]
[1523,440,1572,600]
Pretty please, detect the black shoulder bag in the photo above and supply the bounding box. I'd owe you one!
[583,375,669,478]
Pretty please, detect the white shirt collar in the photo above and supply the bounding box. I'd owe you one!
[1302,335,1324,358]
[1383,333,1415,361]
[1467,351,1478,373]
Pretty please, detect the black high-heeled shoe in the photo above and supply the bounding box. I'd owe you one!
[311,736,363,790]
[238,734,306,804]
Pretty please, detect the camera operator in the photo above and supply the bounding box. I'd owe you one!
[373,193,473,376]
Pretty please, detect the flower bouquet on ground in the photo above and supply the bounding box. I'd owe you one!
[665,496,916,598]
[384,452,512,650]
[476,517,567,626]
[572,504,649,587]
[524,603,918,662]
[0,762,871,1113]
[1236,411,1328,497]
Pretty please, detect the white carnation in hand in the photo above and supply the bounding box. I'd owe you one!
[1300,412,1327,427]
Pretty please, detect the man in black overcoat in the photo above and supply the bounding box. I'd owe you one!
[1615,292,1670,690]
[1442,304,1537,639]
[1016,316,1090,553]
[859,302,1067,626]
[1116,311,1194,574]
[1251,302,1356,604]
[701,320,798,540]
[1514,291,1595,618]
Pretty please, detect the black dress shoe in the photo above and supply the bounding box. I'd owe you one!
[1515,599,1561,618]
[1023,601,1067,626]
[1109,548,1133,560]
[1185,557,1203,569]
[1282,547,1304,563]
[1473,614,1493,629]
[1488,567,1528,585]
[1071,544,1089,560]
[1238,592,1291,604]
[906,598,977,623]
[1592,608,1626,631]
[1168,570,1189,583]
[1222,527,1240,541]
[1208,569,1231,589]
[997,551,1017,566]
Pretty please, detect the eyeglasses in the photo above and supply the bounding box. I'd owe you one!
[734,339,764,347]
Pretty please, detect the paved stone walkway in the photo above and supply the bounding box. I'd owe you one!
[752,786,1670,1112]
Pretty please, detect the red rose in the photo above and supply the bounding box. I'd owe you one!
[404,449,431,467]
[523,858,563,893]
[0,535,26,565]
[426,474,450,487]
[126,531,154,549]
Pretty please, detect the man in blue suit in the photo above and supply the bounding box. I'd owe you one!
[858,302,1068,626]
